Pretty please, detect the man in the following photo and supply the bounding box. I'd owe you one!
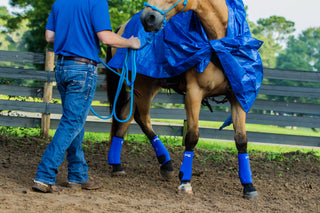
[32,0,140,193]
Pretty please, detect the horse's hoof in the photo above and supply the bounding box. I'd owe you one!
[178,182,193,195]
[111,170,126,177]
[244,191,258,200]
[111,164,126,177]
[243,183,258,200]
[160,168,174,180]
[160,161,174,180]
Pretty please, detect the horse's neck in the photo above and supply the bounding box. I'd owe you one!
[190,0,228,40]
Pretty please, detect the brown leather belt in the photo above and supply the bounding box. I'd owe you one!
[57,55,97,66]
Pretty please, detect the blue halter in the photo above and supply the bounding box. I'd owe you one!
[144,0,189,26]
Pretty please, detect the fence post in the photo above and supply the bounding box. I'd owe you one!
[41,48,55,137]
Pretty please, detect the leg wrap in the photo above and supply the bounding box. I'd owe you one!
[150,136,171,165]
[108,137,124,165]
[179,151,194,182]
[238,153,253,185]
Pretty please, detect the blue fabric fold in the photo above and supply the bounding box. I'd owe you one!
[108,0,263,114]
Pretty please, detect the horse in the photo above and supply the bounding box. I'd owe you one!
[105,25,175,180]
[106,0,260,200]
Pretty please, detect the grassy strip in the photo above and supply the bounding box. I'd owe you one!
[1,127,319,161]
[151,119,320,137]
[56,129,320,158]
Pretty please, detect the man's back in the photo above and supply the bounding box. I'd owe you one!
[46,0,112,62]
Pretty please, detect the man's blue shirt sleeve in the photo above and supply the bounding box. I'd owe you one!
[91,0,112,32]
[46,7,55,32]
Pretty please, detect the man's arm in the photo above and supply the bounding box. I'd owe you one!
[97,30,140,49]
[45,30,55,43]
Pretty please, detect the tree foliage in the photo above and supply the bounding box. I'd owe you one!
[250,16,295,68]
[256,16,295,45]
[0,7,11,50]
[277,27,320,72]
[6,0,55,53]
[108,0,145,29]
[0,6,29,52]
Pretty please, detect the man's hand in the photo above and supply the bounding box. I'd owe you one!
[128,36,141,49]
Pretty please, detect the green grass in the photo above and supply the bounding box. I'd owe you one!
[1,126,319,159]
[54,128,320,158]
[196,137,320,157]
[151,118,320,137]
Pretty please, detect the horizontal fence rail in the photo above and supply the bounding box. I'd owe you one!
[0,50,46,64]
[0,50,319,147]
[263,68,320,82]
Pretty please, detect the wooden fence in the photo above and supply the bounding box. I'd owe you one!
[0,50,320,147]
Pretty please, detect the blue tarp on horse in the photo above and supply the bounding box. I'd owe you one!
[108,0,263,113]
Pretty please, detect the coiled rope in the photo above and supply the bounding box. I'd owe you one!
[91,34,154,123]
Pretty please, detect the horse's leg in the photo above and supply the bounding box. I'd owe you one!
[229,96,258,200]
[133,78,174,179]
[108,98,136,176]
[178,74,203,194]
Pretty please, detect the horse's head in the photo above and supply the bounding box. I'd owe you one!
[140,0,190,32]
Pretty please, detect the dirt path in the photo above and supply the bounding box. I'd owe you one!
[1,134,320,212]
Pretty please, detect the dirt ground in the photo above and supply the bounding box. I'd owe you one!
[0,134,320,213]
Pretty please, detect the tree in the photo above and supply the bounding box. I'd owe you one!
[0,7,11,50]
[0,6,17,51]
[256,16,295,46]
[277,27,320,72]
[250,16,295,68]
[267,28,320,104]
[1,6,30,53]
[5,0,55,53]
[108,0,145,29]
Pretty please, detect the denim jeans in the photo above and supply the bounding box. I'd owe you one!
[35,59,97,185]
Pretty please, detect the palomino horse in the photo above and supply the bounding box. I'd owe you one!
[107,0,259,200]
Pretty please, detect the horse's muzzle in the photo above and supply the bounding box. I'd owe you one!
[140,9,164,32]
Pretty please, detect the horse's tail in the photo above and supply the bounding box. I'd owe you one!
[106,27,128,115]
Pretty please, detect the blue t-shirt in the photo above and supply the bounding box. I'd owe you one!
[46,0,112,63]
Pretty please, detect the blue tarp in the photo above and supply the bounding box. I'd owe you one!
[108,0,263,113]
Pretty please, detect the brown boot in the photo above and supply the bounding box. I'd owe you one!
[32,180,63,193]
[67,179,102,190]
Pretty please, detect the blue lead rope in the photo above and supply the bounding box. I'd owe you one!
[90,48,137,123]
[91,32,156,123]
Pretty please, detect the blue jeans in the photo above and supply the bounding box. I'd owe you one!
[35,59,97,185]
